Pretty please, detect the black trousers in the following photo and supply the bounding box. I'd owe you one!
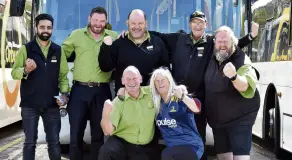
[161,145,199,160]
[98,136,153,160]
[21,107,61,160]
[195,113,207,160]
[67,83,112,160]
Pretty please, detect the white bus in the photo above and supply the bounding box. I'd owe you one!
[246,0,292,158]
[0,0,32,128]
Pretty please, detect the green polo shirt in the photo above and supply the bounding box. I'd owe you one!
[11,38,69,93]
[110,86,156,145]
[237,61,258,99]
[62,26,118,83]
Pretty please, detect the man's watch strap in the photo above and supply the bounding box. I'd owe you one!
[230,74,237,81]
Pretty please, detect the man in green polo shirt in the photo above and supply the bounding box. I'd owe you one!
[61,6,118,160]
[99,66,156,160]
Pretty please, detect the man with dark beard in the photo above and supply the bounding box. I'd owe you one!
[11,14,69,160]
[61,6,118,160]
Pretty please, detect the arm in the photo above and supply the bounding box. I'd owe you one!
[237,22,259,48]
[149,31,180,54]
[182,95,200,113]
[101,98,121,135]
[11,46,28,80]
[233,64,258,98]
[61,32,75,58]
[98,40,119,72]
[175,85,200,113]
[58,48,69,94]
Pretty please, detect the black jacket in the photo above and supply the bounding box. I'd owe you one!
[204,47,260,128]
[150,31,253,112]
[99,34,169,92]
[20,39,61,108]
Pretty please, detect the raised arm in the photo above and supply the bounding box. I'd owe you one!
[101,98,121,135]
[237,22,259,48]
[98,36,119,72]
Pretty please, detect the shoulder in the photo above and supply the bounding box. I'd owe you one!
[112,97,123,107]
[149,34,165,44]
[105,29,118,39]
[70,28,85,36]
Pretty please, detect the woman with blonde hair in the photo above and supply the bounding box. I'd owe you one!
[149,67,204,160]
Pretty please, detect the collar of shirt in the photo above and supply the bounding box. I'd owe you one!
[124,87,148,100]
[83,26,111,42]
[36,37,51,57]
[127,31,151,45]
[190,32,207,44]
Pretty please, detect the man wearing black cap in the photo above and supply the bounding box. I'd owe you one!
[11,14,69,160]
[149,11,259,159]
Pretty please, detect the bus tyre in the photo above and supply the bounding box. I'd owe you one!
[274,94,281,158]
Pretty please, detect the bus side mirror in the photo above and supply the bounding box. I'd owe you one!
[10,0,26,16]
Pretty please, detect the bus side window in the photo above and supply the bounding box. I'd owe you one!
[10,0,26,17]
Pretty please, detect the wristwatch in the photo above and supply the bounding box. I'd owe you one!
[230,74,237,81]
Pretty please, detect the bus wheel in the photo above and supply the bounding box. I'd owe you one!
[273,93,281,158]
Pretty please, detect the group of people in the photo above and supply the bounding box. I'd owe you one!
[11,5,260,160]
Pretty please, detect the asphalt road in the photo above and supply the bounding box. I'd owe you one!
[0,121,291,160]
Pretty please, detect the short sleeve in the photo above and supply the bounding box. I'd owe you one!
[110,97,122,129]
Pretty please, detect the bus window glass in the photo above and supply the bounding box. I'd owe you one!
[251,0,291,62]
[41,0,244,45]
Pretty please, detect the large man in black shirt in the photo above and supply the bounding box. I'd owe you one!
[98,9,169,93]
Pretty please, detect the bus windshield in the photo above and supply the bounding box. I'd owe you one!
[42,0,244,45]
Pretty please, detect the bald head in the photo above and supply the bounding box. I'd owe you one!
[126,9,148,40]
[127,9,146,20]
[122,66,142,95]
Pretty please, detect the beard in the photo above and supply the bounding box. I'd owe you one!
[89,23,105,34]
[37,32,51,41]
[214,46,234,62]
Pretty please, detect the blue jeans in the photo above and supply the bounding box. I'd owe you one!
[21,107,61,160]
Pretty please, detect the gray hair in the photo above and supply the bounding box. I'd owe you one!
[149,68,176,116]
[215,26,238,53]
[123,65,141,77]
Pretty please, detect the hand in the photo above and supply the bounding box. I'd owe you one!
[118,30,128,38]
[251,21,259,38]
[117,87,125,97]
[172,86,185,99]
[103,99,113,117]
[223,62,237,79]
[25,58,37,73]
[56,94,69,106]
[178,85,188,95]
[103,36,113,45]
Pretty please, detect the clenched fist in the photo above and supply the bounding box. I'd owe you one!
[223,62,237,79]
[251,21,259,38]
[25,58,37,73]
[103,36,113,46]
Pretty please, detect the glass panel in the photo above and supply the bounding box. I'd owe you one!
[0,0,31,68]
[41,0,244,45]
[251,0,291,62]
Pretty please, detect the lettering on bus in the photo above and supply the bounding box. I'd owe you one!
[5,43,18,63]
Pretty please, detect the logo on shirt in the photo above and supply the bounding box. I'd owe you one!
[169,106,177,112]
[51,56,57,63]
[156,118,177,128]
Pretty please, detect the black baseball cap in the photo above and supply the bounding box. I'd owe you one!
[189,11,207,22]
